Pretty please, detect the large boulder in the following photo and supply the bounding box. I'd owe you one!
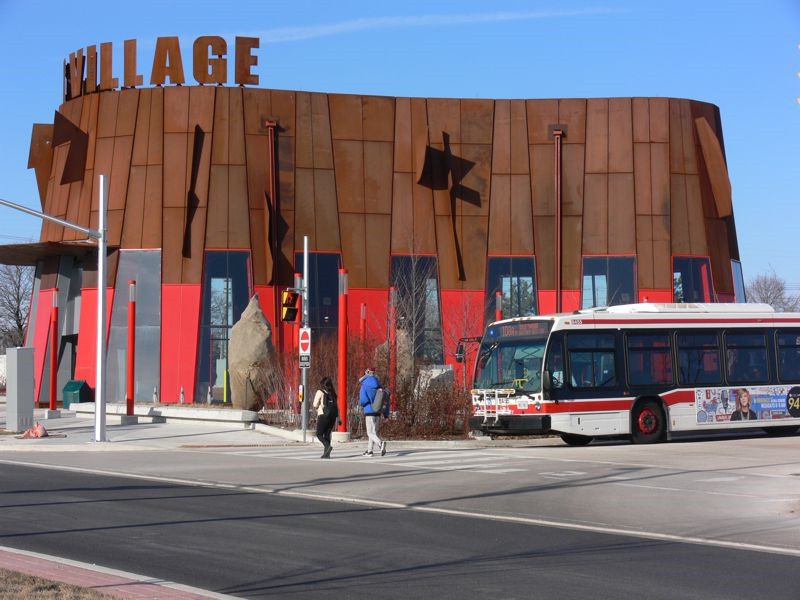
[228,295,279,410]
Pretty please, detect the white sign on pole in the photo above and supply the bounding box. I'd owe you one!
[299,326,311,368]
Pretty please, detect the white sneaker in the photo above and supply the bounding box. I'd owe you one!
[361,450,373,457]
[380,441,387,456]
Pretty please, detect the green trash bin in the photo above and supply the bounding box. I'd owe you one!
[63,380,92,409]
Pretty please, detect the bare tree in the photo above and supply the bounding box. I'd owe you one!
[746,270,800,312]
[391,255,443,368]
[0,264,34,350]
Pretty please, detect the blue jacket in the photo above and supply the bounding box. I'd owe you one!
[358,374,381,415]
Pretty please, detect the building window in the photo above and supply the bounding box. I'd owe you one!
[196,251,252,403]
[391,255,443,364]
[731,260,746,303]
[485,256,537,324]
[107,250,162,403]
[581,256,636,309]
[673,257,714,303]
[294,253,342,331]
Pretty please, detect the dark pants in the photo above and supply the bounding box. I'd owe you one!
[316,412,336,447]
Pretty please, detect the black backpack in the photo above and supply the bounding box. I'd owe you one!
[323,391,338,418]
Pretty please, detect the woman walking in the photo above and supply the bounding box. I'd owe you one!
[312,376,338,458]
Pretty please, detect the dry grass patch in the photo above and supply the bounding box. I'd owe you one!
[0,568,114,599]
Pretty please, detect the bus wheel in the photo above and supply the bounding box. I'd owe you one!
[764,426,799,436]
[560,433,593,446]
[631,400,665,444]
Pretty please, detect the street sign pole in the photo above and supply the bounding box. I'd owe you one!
[0,173,108,442]
[301,235,309,442]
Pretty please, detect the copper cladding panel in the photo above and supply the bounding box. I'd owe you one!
[636,215,655,289]
[685,174,707,256]
[650,143,670,215]
[488,174,510,255]
[329,94,362,140]
[562,144,584,216]
[333,140,364,213]
[632,98,650,144]
[530,144,554,216]
[607,173,635,254]
[313,169,341,251]
[649,98,669,143]
[534,216,555,290]
[228,88,246,165]
[211,87,230,165]
[311,93,333,169]
[362,96,394,142]
[391,172,413,253]
[393,98,412,173]
[295,93,313,169]
[206,165,229,248]
[339,212,366,287]
[141,165,162,248]
[558,99,586,144]
[582,173,608,254]
[121,165,146,248]
[510,174,534,255]
[365,213,391,288]
[228,166,251,250]
[510,101,529,174]
[492,100,511,175]
[585,99,609,174]
[364,141,393,214]
[460,100,493,145]
[608,98,633,173]
[633,143,651,215]
[562,215,583,290]
[461,215,488,288]
[670,174,690,255]
[131,89,152,166]
[526,100,558,144]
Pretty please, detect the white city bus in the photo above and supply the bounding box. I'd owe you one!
[467,303,800,445]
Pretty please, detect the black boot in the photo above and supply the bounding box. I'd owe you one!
[322,444,332,458]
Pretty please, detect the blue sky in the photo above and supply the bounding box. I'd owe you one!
[0,0,798,291]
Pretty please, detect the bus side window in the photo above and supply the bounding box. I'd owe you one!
[545,337,565,388]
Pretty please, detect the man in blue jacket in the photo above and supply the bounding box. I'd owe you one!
[359,367,386,456]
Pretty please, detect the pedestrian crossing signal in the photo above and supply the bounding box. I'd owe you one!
[281,290,300,322]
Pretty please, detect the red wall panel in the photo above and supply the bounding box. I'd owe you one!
[440,289,484,386]
[639,289,673,303]
[347,288,389,343]
[160,284,201,404]
[31,289,55,404]
[72,287,115,391]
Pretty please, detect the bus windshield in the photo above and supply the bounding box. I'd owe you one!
[474,337,548,394]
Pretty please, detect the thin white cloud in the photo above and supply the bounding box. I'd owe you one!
[252,8,622,43]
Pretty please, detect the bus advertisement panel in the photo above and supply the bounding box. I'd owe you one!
[695,386,800,424]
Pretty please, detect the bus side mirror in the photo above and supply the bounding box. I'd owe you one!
[542,371,552,399]
[455,342,465,363]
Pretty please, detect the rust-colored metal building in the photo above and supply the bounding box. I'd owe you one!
[3,85,745,405]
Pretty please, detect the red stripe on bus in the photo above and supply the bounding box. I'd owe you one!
[575,318,800,325]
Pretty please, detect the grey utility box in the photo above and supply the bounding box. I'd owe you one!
[6,347,34,433]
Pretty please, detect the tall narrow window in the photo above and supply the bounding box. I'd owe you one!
[731,260,746,303]
[196,251,252,403]
[485,256,537,324]
[294,253,341,332]
[581,256,636,309]
[673,257,715,303]
[391,255,443,364]
[107,250,162,403]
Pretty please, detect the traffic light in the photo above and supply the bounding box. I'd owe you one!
[281,290,301,322]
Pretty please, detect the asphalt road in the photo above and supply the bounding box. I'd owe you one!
[1,455,800,599]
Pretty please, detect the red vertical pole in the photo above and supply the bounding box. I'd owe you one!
[553,128,564,313]
[49,288,58,410]
[359,302,366,345]
[495,290,503,322]
[389,287,397,411]
[337,269,348,432]
[126,280,136,416]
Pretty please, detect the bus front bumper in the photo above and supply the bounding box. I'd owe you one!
[469,414,551,436]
